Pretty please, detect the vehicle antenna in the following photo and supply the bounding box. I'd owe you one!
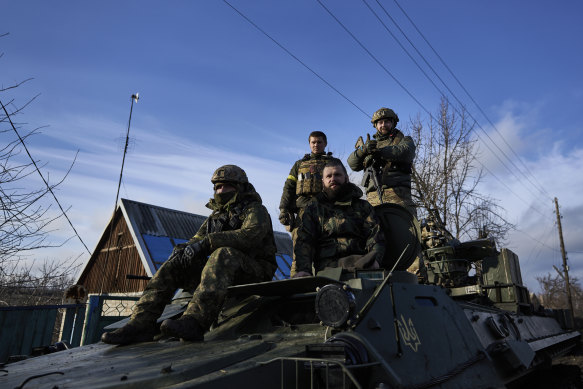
[98,93,139,295]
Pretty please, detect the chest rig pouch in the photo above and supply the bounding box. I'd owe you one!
[378,132,412,183]
[207,203,246,233]
[296,156,328,196]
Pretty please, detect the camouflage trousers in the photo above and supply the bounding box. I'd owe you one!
[367,186,417,218]
[289,227,299,278]
[131,247,272,330]
[288,208,307,278]
[289,217,313,277]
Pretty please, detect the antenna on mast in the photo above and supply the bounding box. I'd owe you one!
[99,93,139,294]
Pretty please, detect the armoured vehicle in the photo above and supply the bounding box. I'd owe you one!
[1,204,579,388]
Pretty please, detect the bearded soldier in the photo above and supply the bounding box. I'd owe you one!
[102,165,277,344]
[279,131,341,277]
[347,107,416,216]
[293,160,385,277]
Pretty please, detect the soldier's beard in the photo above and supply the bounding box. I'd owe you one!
[323,182,350,201]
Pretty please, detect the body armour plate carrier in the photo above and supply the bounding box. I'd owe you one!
[296,157,328,196]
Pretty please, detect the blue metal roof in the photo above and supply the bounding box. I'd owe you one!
[118,198,292,277]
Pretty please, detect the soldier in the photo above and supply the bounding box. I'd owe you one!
[293,160,385,277]
[102,165,277,344]
[347,107,416,216]
[278,131,342,277]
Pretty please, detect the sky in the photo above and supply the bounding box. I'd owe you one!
[1,0,582,294]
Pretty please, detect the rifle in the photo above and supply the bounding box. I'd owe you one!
[355,134,383,204]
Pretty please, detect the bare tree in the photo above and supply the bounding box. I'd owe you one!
[537,272,583,318]
[1,37,81,305]
[0,128,61,258]
[410,97,513,244]
[0,257,80,306]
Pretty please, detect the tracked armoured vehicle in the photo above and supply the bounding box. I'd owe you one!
[1,204,579,388]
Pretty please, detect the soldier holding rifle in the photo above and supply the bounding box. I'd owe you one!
[347,107,416,217]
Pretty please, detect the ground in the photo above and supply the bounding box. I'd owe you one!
[509,343,583,389]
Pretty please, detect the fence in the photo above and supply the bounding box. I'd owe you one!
[0,304,83,363]
[0,294,139,363]
[80,294,139,345]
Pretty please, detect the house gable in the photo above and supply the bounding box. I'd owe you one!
[77,198,293,294]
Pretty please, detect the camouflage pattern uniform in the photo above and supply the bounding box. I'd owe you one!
[294,183,385,275]
[130,178,277,332]
[279,152,342,276]
[347,113,416,217]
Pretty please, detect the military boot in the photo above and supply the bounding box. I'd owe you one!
[160,315,204,341]
[101,321,157,345]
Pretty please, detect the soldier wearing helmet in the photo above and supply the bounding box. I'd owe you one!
[347,107,416,216]
[278,131,342,277]
[102,165,277,344]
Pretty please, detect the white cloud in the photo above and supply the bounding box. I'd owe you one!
[477,107,583,293]
[21,116,293,274]
[13,102,583,296]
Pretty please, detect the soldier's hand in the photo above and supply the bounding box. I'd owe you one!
[172,242,188,255]
[363,138,377,155]
[279,210,291,226]
[292,271,312,278]
[363,155,374,168]
[184,239,209,260]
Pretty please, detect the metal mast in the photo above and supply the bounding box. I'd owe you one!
[98,93,139,294]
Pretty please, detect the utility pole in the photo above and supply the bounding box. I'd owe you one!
[555,197,575,325]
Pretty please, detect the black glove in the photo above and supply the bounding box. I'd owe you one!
[171,242,188,254]
[279,210,292,226]
[363,155,375,168]
[363,138,377,155]
[183,239,209,260]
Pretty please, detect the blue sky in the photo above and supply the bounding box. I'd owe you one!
[2,1,582,293]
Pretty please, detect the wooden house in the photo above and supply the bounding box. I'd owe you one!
[76,198,293,294]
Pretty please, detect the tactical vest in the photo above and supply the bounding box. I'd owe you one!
[377,131,412,185]
[206,201,247,234]
[296,154,331,196]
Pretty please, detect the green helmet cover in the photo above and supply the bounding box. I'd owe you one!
[371,107,399,127]
[211,164,249,185]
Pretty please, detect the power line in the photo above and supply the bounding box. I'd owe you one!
[480,163,550,220]
[222,0,370,118]
[0,99,92,255]
[362,0,552,209]
[514,227,557,252]
[317,0,552,220]
[522,220,556,264]
[225,0,554,222]
[315,0,432,117]
[388,0,552,201]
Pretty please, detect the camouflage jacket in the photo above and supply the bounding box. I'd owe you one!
[294,183,385,275]
[279,152,342,213]
[347,129,416,192]
[190,188,277,270]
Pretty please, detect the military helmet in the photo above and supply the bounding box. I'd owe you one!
[371,107,399,126]
[211,164,248,184]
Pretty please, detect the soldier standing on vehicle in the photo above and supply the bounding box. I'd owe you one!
[102,165,277,344]
[293,160,385,277]
[278,131,342,277]
[347,107,416,216]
